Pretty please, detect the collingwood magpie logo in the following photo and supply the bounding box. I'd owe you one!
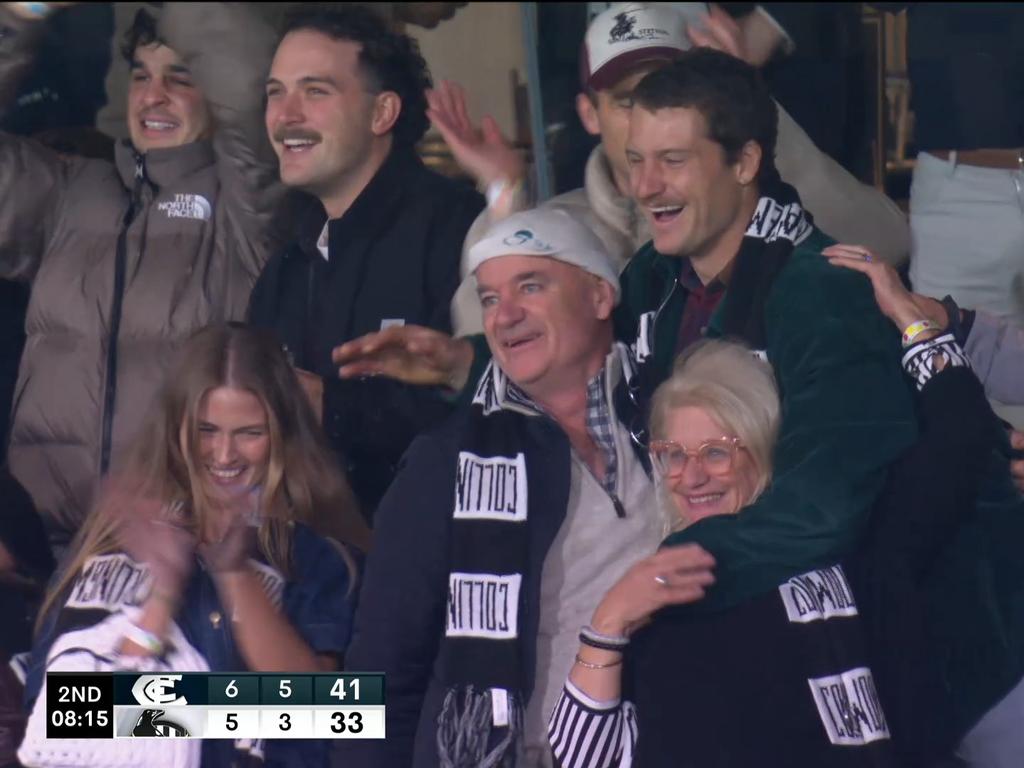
[608,11,669,44]
[131,674,188,706]
[132,709,190,738]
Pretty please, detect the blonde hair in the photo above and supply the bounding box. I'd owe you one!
[649,339,780,531]
[39,324,370,625]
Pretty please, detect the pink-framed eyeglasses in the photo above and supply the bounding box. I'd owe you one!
[648,436,744,478]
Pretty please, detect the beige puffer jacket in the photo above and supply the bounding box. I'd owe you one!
[0,3,284,548]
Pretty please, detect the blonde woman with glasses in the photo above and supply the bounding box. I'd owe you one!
[549,276,1001,768]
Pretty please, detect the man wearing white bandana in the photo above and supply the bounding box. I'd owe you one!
[341,207,716,768]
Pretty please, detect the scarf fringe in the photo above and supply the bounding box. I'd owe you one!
[437,686,523,768]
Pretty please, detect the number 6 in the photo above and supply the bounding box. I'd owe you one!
[225,679,238,698]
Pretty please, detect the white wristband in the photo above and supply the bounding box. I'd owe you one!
[121,622,164,656]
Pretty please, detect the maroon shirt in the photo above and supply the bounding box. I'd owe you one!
[675,261,728,355]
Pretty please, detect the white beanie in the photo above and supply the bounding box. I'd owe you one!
[466,208,620,301]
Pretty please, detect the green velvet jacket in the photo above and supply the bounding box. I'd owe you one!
[617,227,918,609]
[620,228,1024,737]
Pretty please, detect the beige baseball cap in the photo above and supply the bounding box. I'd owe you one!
[581,3,691,91]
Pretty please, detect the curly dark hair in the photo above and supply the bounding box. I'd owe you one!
[281,5,433,150]
[632,48,779,185]
[120,7,164,65]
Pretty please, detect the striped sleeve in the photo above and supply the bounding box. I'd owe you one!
[548,681,638,768]
[901,333,971,391]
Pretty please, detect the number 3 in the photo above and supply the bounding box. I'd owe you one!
[331,712,364,734]
[279,713,291,731]
[331,712,346,734]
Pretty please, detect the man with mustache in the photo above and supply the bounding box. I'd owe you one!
[0,2,282,552]
[249,5,483,518]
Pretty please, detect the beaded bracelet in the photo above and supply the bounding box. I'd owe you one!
[574,654,623,670]
[901,319,938,348]
[579,625,629,652]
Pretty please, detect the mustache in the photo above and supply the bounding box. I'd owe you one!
[273,127,322,143]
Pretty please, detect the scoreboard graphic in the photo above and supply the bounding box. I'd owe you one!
[46,672,385,739]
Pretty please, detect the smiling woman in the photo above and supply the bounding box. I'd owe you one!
[20,324,369,768]
[647,339,778,531]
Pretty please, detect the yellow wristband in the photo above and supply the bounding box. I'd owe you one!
[902,319,937,348]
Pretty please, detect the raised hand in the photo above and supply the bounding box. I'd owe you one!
[590,544,716,638]
[687,4,786,68]
[332,324,475,392]
[426,79,524,188]
[104,479,196,600]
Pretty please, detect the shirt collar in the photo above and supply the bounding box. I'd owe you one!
[679,257,736,293]
[316,222,330,261]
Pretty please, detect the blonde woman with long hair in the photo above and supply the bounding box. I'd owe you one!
[19,324,369,768]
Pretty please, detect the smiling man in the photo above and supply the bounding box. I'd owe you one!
[342,207,711,767]
[614,48,919,608]
[248,5,483,518]
[0,2,282,551]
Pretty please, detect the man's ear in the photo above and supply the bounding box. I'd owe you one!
[734,140,763,186]
[371,91,401,136]
[592,275,616,321]
[576,92,601,137]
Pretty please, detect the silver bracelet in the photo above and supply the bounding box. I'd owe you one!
[580,625,629,650]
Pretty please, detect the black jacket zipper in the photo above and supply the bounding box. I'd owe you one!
[99,154,144,474]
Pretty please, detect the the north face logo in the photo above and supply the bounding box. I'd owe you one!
[157,193,211,221]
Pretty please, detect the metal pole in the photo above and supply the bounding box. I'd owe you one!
[520,2,552,201]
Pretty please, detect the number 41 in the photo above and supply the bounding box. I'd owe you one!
[330,678,360,701]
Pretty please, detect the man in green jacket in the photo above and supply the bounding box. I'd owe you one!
[605,48,918,607]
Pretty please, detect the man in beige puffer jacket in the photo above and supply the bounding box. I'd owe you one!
[0,2,284,551]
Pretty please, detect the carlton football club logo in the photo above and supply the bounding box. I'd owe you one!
[132,709,190,738]
[131,674,188,706]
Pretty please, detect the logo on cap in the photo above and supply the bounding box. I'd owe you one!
[608,10,669,44]
[501,229,553,252]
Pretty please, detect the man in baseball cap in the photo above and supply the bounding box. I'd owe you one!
[342,206,687,766]
[333,1,910,396]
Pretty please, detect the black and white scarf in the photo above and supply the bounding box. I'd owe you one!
[435,346,637,767]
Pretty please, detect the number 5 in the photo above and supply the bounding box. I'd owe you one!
[226,713,238,732]
[279,679,292,698]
